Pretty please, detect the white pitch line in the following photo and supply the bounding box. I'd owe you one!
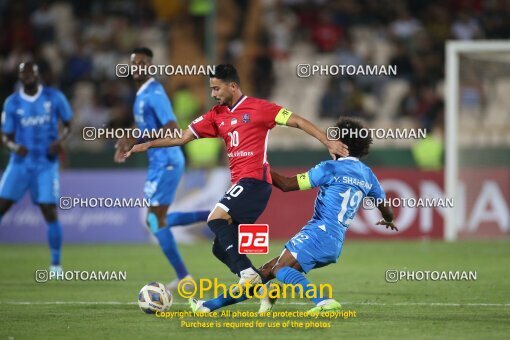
[0,301,509,307]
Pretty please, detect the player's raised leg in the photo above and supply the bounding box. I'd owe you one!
[166,210,210,228]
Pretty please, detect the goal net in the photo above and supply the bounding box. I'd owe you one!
[445,41,510,241]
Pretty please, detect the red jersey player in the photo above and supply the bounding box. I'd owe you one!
[124,64,348,290]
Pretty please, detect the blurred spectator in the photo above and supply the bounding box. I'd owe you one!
[412,120,444,170]
[30,1,56,44]
[319,78,342,119]
[172,84,200,129]
[251,44,274,99]
[451,11,482,40]
[390,8,422,39]
[480,0,509,39]
[263,3,297,59]
[1,0,508,155]
[311,11,343,53]
[389,41,414,80]
[62,44,93,89]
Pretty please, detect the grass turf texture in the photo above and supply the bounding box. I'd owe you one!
[0,241,509,339]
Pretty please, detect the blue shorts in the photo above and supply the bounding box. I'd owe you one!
[0,159,59,204]
[144,161,184,206]
[285,220,345,274]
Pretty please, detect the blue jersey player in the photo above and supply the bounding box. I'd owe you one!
[190,118,397,314]
[114,47,209,290]
[0,62,73,274]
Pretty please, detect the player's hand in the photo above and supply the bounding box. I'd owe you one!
[16,145,28,157]
[114,148,126,163]
[325,140,349,159]
[123,142,150,159]
[376,219,398,232]
[114,138,136,163]
[48,141,62,156]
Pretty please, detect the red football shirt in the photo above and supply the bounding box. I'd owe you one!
[188,95,292,184]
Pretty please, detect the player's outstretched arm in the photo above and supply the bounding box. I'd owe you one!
[285,113,349,158]
[376,203,398,231]
[123,128,195,159]
[270,170,300,192]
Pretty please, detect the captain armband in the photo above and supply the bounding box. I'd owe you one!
[297,172,312,190]
[275,108,293,126]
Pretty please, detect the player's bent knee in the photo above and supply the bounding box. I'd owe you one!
[211,240,224,259]
[207,205,231,223]
[39,204,57,222]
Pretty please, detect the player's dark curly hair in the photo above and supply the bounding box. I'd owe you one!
[210,64,240,85]
[131,47,153,58]
[336,118,373,158]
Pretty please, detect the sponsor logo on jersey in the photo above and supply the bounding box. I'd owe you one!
[231,118,237,126]
[21,114,51,127]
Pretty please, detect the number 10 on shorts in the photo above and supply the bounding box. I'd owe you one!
[238,224,269,254]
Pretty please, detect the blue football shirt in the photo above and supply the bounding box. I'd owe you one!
[298,157,386,236]
[133,78,184,166]
[1,85,73,161]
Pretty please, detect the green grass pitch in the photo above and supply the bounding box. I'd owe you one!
[1,240,509,339]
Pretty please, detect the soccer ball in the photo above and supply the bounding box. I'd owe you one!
[138,282,173,314]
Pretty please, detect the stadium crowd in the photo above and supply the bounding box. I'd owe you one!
[0,0,506,152]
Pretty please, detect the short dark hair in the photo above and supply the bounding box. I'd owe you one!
[336,118,372,158]
[131,47,154,58]
[209,64,240,85]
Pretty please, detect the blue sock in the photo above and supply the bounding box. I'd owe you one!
[167,211,209,227]
[275,266,326,305]
[203,291,249,311]
[47,221,62,266]
[0,213,3,223]
[154,227,189,279]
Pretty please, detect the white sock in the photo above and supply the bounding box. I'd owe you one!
[240,267,257,277]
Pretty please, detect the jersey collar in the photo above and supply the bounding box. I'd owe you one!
[19,85,43,102]
[136,77,155,96]
[337,156,359,162]
[229,95,247,112]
